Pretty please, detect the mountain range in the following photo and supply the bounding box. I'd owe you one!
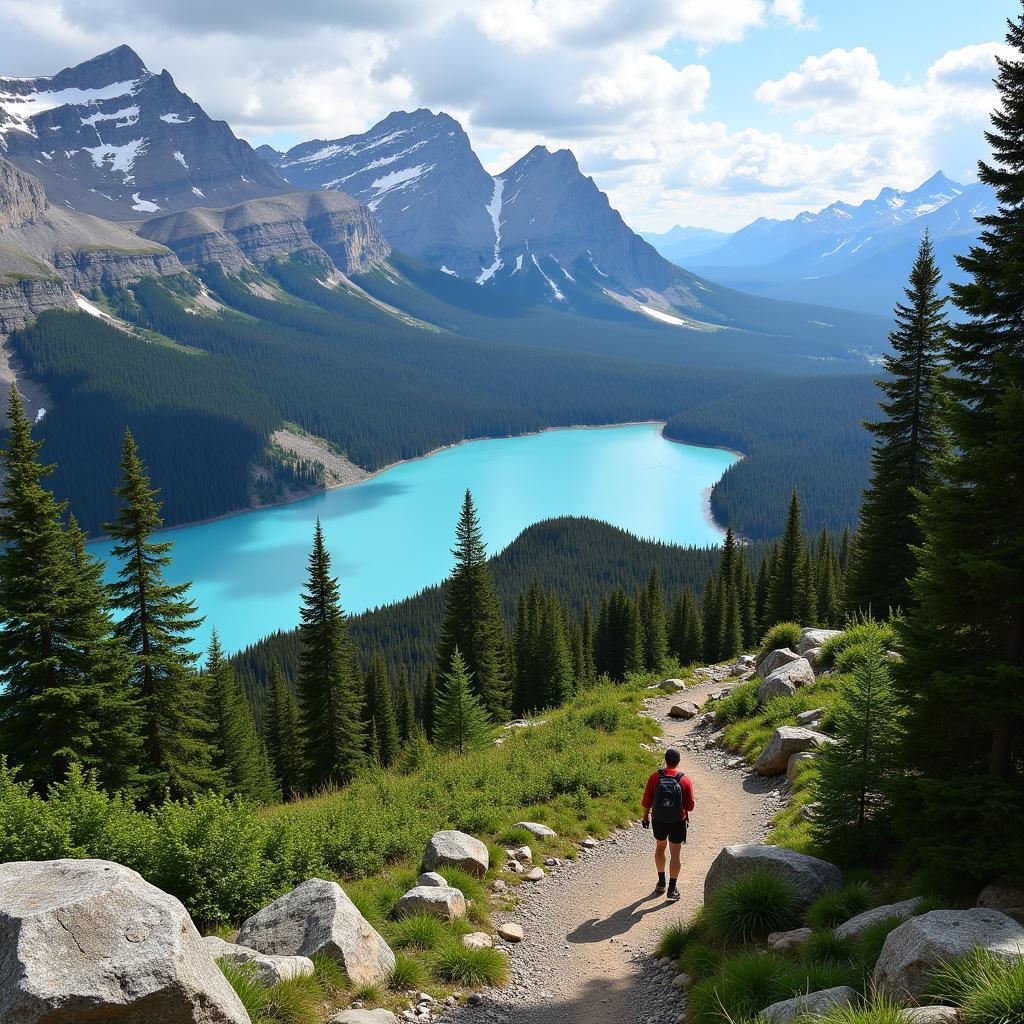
[643,172,995,315]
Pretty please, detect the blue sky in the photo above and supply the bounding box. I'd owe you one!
[0,0,1014,230]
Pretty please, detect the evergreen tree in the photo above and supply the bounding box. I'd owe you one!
[296,519,365,788]
[206,629,272,801]
[364,650,401,767]
[0,392,143,791]
[579,599,597,687]
[105,428,216,798]
[893,11,1024,884]
[739,551,757,648]
[263,662,304,800]
[436,491,510,718]
[798,550,818,626]
[768,490,807,625]
[812,639,901,861]
[395,670,415,745]
[754,554,772,637]
[815,532,844,626]
[418,669,436,741]
[512,579,543,713]
[641,567,669,671]
[702,573,721,662]
[847,232,948,614]
[721,584,744,661]
[536,592,574,707]
[679,587,705,665]
[433,647,494,754]
[624,595,647,675]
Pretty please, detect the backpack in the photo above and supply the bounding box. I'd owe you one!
[651,768,686,824]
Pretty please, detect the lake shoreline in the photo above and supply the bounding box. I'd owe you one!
[89,421,744,542]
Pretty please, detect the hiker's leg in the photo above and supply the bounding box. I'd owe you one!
[668,841,682,881]
[654,838,667,873]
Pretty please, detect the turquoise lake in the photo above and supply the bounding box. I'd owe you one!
[87,423,738,654]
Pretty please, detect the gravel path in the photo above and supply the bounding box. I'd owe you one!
[449,669,785,1024]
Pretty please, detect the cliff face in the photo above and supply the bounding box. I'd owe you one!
[137,190,390,274]
[0,156,47,232]
[0,277,73,334]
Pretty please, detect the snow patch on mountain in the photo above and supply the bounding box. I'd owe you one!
[130,192,160,212]
[531,253,564,301]
[0,79,140,137]
[366,164,431,211]
[83,138,146,177]
[476,177,505,284]
[159,112,193,124]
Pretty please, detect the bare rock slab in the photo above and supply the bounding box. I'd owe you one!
[755,726,834,776]
[203,935,314,985]
[423,830,489,877]
[834,897,924,941]
[418,871,447,887]
[767,927,813,951]
[705,844,843,912]
[237,877,394,986]
[873,907,1024,1000]
[760,985,858,1023]
[391,885,467,922]
[0,858,249,1024]
[902,1008,960,1023]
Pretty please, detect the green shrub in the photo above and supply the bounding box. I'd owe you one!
[389,952,428,991]
[262,977,322,1024]
[801,930,861,970]
[218,961,271,1020]
[856,915,907,971]
[656,908,705,959]
[759,622,802,656]
[389,913,451,951]
[817,620,895,670]
[713,679,761,726]
[959,956,1024,1024]
[438,866,486,903]
[806,882,876,930]
[581,699,626,732]
[431,943,509,986]
[687,951,806,1024]
[680,941,724,981]
[705,869,800,944]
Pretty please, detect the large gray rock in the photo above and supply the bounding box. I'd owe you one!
[901,1009,959,1024]
[237,878,394,986]
[0,858,249,1024]
[834,897,924,941]
[755,726,834,776]
[731,655,756,676]
[874,908,1024,1000]
[800,628,843,656]
[796,708,826,725]
[759,659,815,701]
[418,871,447,887]
[329,1012,399,1024]
[767,927,813,951]
[760,985,858,1023]
[705,844,843,912]
[513,821,557,838]
[758,647,803,679]
[978,881,1024,922]
[391,885,467,922]
[202,935,314,985]
[669,701,701,719]
[423,830,489,877]
[786,751,816,781]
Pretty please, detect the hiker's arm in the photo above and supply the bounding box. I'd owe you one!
[641,773,655,821]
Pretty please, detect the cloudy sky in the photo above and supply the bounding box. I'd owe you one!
[0,0,1013,230]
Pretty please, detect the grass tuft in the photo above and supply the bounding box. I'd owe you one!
[687,950,805,1024]
[705,869,800,945]
[431,943,509,986]
[218,961,271,1019]
[856,915,907,972]
[389,913,451,951]
[389,952,428,991]
[656,907,705,959]
[680,941,725,981]
[806,882,876,931]
[759,622,802,657]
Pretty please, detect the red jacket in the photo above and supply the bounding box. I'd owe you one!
[642,767,695,821]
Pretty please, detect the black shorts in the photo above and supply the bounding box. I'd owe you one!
[652,819,687,844]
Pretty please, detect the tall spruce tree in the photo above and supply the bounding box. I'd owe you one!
[847,232,948,614]
[641,567,669,671]
[263,662,304,800]
[105,428,216,798]
[702,574,721,662]
[893,11,1024,884]
[396,670,415,745]
[536,592,574,708]
[296,519,365,788]
[768,490,807,626]
[0,392,143,792]
[433,647,494,754]
[364,650,401,767]
[436,491,510,718]
[418,669,437,741]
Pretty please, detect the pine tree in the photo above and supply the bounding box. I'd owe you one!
[702,573,721,662]
[642,567,668,671]
[436,491,510,718]
[263,662,304,799]
[847,232,949,614]
[418,669,436,741]
[0,392,143,792]
[105,428,216,798]
[680,587,704,665]
[721,584,743,661]
[579,599,597,687]
[624,595,647,675]
[296,519,365,788]
[395,670,415,745]
[536,592,574,707]
[206,629,272,801]
[433,647,494,754]
[739,552,757,648]
[364,650,401,767]
[893,11,1024,883]
[798,550,818,626]
[513,579,544,713]
[754,554,772,638]
[812,639,901,861]
[768,490,807,625]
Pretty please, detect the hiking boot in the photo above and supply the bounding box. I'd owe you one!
[666,883,680,902]
[654,879,666,895]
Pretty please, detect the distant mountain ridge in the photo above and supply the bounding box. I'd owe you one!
[0,45,289,219]
[644,172,995,314]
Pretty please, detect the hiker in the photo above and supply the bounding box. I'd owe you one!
[641,747,695,901]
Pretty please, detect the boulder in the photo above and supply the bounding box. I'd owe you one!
[767,927,813,951]
[758,648,803,679]
[901,1008,960,1024]
[977,880,1024,922]
[834,897,924,941]
[804,647,824,670]
[513,822,557,838]
[524,867,545,882]
[417,871,447,887]
[423,830,489,877]
[237,877,395,986]
[731,655,756,676]
[705,844,843,912]
[755,726,834,776]
[496,922,524,942]
[391,886,467,922]
[758,659,815,701]
[0,858,249,1024]
[873,908,1024,1000]
[203,935,314,985]
[329,1012,400,1024]
[800,628,843,656]
[796,708,826,725]
[661,678,689,691]
[669,701,701,719]
[462,932,493,950]
[786,751,816,781]
[760,985,858,1023]
[514,846,532,862]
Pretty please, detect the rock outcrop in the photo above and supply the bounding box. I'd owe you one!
[757,648,803,679]
[758,658,815,700]
[237,878,395,986]
[0,858,249,1024]
[0,155,47,232]
[873,908,1024,1000]
[799,628,843,656]
[705,844,843,912]
[423,830,489,878]
[755,727,834,776]
[834,897,924,941]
